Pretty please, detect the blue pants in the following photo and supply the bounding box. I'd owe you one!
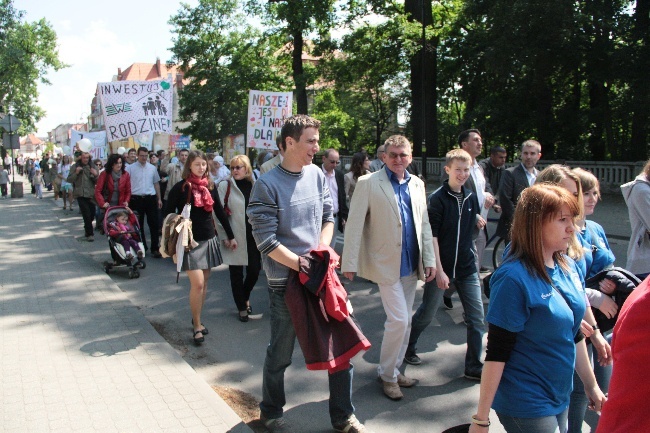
[498,408,569,433]
[408,272,485,373]
[260,289,355,426]
[567,333,612,433]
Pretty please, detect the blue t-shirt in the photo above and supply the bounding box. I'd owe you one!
[578,220,615,278]
[487,257,586,418]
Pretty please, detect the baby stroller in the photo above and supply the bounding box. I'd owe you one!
[102,206,146,278]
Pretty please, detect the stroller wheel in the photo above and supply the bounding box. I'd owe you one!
[128,270,135,279]
[104,266,110,274]
[138,261,146,270]
[134,271,140,278]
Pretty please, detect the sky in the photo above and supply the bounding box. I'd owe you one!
[14,0,198,137]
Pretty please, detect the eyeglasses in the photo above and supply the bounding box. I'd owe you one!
[387,152,411,159]
[231,165,245,170]
[329,160,341,165]
[95,163,103,167]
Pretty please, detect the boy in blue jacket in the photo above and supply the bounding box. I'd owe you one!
[405,149,487,380]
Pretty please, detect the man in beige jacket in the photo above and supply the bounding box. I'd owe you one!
[342,135,436,401]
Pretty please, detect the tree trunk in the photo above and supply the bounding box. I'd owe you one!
[630,0,650,160]
[584,0,611,160]
[291,28,308,115]
[405,0,437,159]
[533,62,555,158]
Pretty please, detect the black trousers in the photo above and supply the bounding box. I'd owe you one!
[130,195,160,251]
[77,197,96,237]
[229,235,262,311]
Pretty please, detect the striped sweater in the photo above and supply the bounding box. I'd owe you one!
[247,163,334,289]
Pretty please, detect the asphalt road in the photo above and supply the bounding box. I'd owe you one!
[67,184,629,433]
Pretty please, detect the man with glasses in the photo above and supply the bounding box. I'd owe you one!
[342,135,436,401]
[321,148,348,248]
[126,147,162,258]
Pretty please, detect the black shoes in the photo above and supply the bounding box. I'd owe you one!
[464,370,482,381]
[193,330,205,344]
[404,351,422,366]
[191,319,208,335]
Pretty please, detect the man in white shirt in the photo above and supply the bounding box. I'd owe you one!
[126,147,162,258]
[321,149,348,247]
[496,139,542,241]
[459,129,494,269]
[4,155,13,174]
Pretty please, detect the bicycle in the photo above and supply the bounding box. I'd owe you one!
[485,217,506,270]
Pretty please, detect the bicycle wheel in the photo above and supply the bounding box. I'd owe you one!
[492,237,506,269]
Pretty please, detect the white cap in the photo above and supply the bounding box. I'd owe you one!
[213,155,224,165]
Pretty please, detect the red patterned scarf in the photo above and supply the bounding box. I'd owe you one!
[186,174,214,212]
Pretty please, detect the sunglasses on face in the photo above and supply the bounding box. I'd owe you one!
[231,165,245,170]
[387,152,411,159]
[329,160,341,165]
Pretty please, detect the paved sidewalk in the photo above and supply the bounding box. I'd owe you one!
[0,175,251,432]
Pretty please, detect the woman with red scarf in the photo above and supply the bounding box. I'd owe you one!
[164,150,237,344]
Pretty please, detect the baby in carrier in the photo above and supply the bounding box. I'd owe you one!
[108,211,143,260]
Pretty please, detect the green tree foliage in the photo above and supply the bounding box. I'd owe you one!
[0,0,66,133]
[168,0,292,149]
[317,19,410,153]
[246,0,338,114]
[167,0,647,160]
[441,0,648,160]
[311,89,357,151]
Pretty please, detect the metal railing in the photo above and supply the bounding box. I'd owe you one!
[339,156,645,187]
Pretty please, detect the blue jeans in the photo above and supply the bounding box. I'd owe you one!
[567,333,612,433]
[498,408,569,433]
[407,280,444,353]
[408,272,485,373]
[260,289,355,426]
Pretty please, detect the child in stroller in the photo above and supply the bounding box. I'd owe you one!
[103,206,146,278]
[108,210,144,259]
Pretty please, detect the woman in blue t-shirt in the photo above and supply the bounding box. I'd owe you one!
[566,168,618,433]
[469,184,606,433]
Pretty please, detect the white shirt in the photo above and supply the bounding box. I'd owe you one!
[470,160,489,218]
[322,167,339,215]
[126,161,160,196]
[521,163,539,186]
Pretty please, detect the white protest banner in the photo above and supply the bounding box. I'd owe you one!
[247,90,292,150]
[70,129,108,160]
[98,79,173,142]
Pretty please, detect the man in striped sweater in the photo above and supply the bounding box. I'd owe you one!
[247,115,367,433]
